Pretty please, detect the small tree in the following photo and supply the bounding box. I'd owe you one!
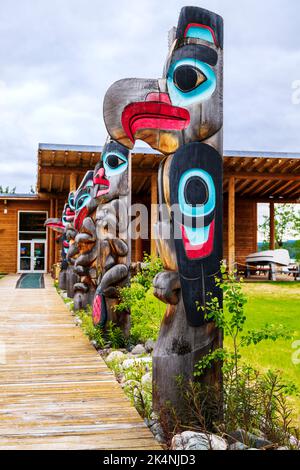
[0,185,16,194]
[259,204,300,248]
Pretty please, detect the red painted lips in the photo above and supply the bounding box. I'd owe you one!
[181,220,215,260]
[121,93,190,143]
[46,221,64,230]
[93,170,110,197]
[74,206,88,231]
[65,208,75,221]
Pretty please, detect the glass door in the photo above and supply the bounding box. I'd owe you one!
[33,241,46,272]
[19,242,32,272]
[18,240,47,273]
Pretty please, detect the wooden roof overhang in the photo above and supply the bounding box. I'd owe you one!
[223,151,300,202]
[37,144,300,202]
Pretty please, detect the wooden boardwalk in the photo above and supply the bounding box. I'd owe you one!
[0,275,160,450]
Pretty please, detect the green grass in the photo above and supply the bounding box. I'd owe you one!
[231,282,300,424]
[150,281,300,423]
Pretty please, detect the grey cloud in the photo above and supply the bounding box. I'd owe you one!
[0,0,300,191]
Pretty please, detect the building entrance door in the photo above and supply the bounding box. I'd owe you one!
[18,240,47,273]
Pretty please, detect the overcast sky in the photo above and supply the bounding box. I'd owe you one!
[1,0,300,192]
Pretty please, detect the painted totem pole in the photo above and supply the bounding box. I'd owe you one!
[45,196,75,290]
[103,6,224,410]
[68,140,131,334]
[72,171,98,310]
[92,139,131,336]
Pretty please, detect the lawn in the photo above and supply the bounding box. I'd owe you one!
[149,280,300,424]
[233,282,300,424]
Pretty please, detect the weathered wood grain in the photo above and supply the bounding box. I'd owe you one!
[0,275,160,450]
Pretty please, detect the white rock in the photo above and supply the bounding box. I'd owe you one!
[171,435,184,450]
[151,423,164,437]
[141,372,152,389]
[122,357,152,370]
[171,432,227,451]
[106,351,127,365]
[150,411,159,421]
[289,435,300,449]
[145,340,156,353]
[278,446,289,451]
[131,344,146,355]
[156,434,166,444]
[229,442,248,451]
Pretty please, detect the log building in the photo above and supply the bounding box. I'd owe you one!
[0,143,299,274]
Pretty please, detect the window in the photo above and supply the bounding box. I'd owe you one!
[19,211,47,240]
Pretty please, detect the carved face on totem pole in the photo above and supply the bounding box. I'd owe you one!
[104,7,223,155]
[93,139,130,204]
[91,139,131,330]
[103,6,223,327]
[73,171,97,231]
[45,199,76,264]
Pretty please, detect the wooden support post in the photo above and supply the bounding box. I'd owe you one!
[70,173,77,192]
[151,173,158,258]
[228,176,236,273]
[55,198,59,264]
[270,202,276,250]
[135,236,143,263]
[48,199,54,273]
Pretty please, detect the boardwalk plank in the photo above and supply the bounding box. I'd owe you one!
[0,275,161,450]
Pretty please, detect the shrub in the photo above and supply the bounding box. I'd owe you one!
[123,360,153,419]
[116,254,165,344]
[164,267,298,448]
[77,307,105,349]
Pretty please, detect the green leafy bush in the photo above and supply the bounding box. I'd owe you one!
[106,321,126,349]
[77,307,105,349]
[116,255,165,344]
[190,267,298,447]
[123,360,152,419]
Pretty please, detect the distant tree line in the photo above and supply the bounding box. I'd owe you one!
[0,185,16,194]
[0,185,36,194]
[259,204,300,261]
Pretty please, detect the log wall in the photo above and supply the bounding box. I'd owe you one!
[223,197,258,267]
[0,199,51,274]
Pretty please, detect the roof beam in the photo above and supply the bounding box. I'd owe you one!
[40,167,87,177]
[258,180,286,197]
[283,182,300,197]
[224,171,300,181]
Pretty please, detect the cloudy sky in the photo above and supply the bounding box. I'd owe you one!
[1,0,300,192]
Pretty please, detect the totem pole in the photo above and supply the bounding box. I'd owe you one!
[91,138,131,336]
[103,6,224,411]
[45,196,75,290]
[72,171,98,310]
[68,141,131,335]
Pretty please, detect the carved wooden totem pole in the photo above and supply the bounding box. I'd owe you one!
[91,139,131,336]
[72,171,98,310]
[104,6,224,410]
[66,140,131,335]
[45,196,75,291]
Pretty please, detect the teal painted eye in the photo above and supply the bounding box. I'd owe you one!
[68,192,75,210]
[178,169,215,218]
[76,193,91,211]
[167,58,216,106]
[103,151,128,177]
[174,65,207,93]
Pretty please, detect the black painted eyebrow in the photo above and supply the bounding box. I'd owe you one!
[170,44,218,67]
